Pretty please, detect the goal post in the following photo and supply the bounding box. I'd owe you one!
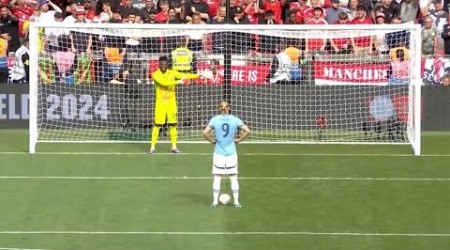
[28,23,422,155]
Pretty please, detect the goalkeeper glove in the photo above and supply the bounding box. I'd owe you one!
[177,76,186,85]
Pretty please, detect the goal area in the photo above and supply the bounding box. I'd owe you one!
[28,23,421,155]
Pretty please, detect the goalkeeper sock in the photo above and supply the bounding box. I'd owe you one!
[230,175,240,204]
[169,126,178,149]
[150,126,161,149]
[213,175,221,204]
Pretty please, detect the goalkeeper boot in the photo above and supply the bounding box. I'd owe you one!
[149,149,156,154]
[171,148,182,154]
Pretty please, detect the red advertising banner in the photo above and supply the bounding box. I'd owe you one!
[148,61,270,85]
[314,61,390,86]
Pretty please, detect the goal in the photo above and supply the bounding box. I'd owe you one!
[28,23,421,155]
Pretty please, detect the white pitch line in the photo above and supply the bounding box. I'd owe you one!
[1,151,450,157]
[1,176,450,181]
[0,231,449,237]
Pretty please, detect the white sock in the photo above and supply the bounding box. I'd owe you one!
[230,175,239,204]
[213,175,221,204]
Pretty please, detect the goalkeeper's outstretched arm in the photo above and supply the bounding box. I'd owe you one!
[173,70,199,80]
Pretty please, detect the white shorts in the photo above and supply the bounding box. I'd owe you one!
[212,153,238,175]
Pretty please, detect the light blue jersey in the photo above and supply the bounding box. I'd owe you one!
[208,114,244,156]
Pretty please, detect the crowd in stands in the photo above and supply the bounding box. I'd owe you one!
[0,0,450,85]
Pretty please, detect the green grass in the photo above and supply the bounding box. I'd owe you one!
[0,130,450,250]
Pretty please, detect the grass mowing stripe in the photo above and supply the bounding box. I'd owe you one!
[1,176,450,181]
[0,247,52,250]
[1,152,450,157]
[0,231,450,237]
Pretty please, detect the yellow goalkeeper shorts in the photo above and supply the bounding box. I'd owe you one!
[154,103,177,125]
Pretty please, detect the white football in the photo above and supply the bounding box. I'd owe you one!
[219,193,231,205]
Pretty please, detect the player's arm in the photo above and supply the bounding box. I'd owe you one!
[173,70,199,80]
[152,71,181,86]
[234,125,250,143]
[202,125,216,144]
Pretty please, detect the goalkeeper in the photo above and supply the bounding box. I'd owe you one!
[150,55,199,154]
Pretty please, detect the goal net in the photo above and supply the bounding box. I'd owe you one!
[28,23,421,155]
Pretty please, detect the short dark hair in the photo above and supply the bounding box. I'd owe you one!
[159,55,169,61]
[210,59,219,65]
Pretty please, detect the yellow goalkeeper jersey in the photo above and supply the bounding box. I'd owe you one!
[152,69,198,104]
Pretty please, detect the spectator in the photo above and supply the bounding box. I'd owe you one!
[228,7,252,54]
[330,11,351,53]
[259,9,279,24]
[375,11,385,23]
[121,0,140,19]
[83,0,96,20]
[96,2,113,22]
[39,0,63,23]
[0,5,21,53]
[10,0,34,38]
[399,0,419,23]
[186,12,207,54]
[285,10,299,23]
[167,7,182,23]
[210,5,226,53]
[428,0,447,33]
[143,8,159,22]
[374,0,400,24]
[0,35,8,83]
[289,0,307,23]
[110,9,122,22]
[70,7,93,84]
[343,0,358,20]
[388,48,410,85]
[349,5,373,56]
[125,13,138,23]
[53,48,76,84]
[95,0,122,16]
[326,0,344,24]
[140,0,156,21]
[263,0,286,24]
[441,14,450,54]
[203,0,219,18]
[185,0,209,22]
[244,0,264,24]
[303,0,324,23]
[155,0,170,22]
[267,43,299,84]
[104,46,124,83]
[284,39,302,82]
[259,10,281,53]
[305,7,327,57]
[9,38,29,84]
[45,12,69,52]
[374,13,390,54]
[229,6,250,23]
[429,0,448,54]
[441,74,450,85]
[29,8,40,22]
[422,15,438,56]
[63,2,78,23]
[211,4,225,24]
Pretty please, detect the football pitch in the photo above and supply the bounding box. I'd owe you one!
[1,130,450,250]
